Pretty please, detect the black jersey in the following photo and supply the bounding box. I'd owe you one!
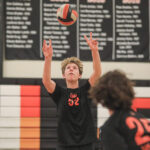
[100,109,150,150]
[49,80,96,146]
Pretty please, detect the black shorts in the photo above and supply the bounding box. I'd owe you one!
[57,143,95,150]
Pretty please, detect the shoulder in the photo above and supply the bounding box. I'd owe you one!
[80,80,91,90]
[50,82,66,96]
[100,122,128,150]
[49,83,66,104]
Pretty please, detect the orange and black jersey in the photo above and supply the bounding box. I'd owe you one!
[100,109,150,150]
[49,80,96,146]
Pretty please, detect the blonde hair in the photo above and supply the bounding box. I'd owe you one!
[61,57,83,75]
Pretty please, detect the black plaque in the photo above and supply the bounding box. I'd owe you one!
[42,0,77,60]
[79,0,113,61]
[115,0,149,62]
[0,0,4,79]
[3,0,150,62]
[5,0,40,59]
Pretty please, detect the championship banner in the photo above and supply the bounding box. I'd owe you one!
[4,0,150,62]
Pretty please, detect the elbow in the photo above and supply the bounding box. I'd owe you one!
[42,78,47,87]
[97,66,102,77]
[95,70,101,78]
[99,70,102,77]
[42,78,55,94]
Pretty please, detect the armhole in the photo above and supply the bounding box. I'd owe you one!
[81,80,91,90]
[81,80,92,104]
[49,83,61,105]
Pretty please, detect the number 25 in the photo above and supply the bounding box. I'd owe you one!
[126,117,150,146]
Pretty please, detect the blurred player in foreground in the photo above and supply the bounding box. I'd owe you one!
[89,70,150,150]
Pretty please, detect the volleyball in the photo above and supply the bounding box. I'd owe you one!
[56,4,78,26]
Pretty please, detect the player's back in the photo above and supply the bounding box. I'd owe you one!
[100,109,150,150]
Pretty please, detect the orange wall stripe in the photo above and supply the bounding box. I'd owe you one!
[21,85,40,96]
[20,85,41,149]
[20,139,40,149]
[20,149,40,150]
[20,118,40,128]
[21,96,40,107]
[20,128,40,138]
[132,98,150,111]
[21,107,40,117]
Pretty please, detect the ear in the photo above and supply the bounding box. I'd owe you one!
[78,74,82,79]
[62,73,66,79]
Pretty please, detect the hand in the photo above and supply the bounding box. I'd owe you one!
[84,32,98,52]
[42,39,53,59]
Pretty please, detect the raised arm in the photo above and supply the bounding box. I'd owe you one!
[42,39,56,93]
[84,32,102,86]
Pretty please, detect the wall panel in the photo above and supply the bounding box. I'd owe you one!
[0,85,150,150]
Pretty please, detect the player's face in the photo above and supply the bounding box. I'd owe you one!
[63,63,81,81]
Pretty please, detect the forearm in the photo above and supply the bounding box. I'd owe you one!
[42,58,52,86]
[92,50,102,77]
[84,32,102,85]
[89,50,102,86]
[42,39,55,93]
[42,58,56,93]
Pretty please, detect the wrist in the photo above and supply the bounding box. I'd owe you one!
[91,49,99,53]
[45,57,52,61]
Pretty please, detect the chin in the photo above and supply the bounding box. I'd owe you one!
[67,78,77,82]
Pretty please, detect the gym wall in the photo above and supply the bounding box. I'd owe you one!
[0,0,150,150]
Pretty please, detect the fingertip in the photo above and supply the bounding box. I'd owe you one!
[49,39,52,45]
[90,32,92,39]
[84,35,88,40]
[43,40,47,46]
[42,40,45,47]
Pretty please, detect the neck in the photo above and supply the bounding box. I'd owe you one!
[66,80,79,89]
[109,109,114,115]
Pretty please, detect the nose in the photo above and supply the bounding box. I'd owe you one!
[69,67,73,71]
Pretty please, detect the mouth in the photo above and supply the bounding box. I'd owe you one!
[69,73,74,75]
